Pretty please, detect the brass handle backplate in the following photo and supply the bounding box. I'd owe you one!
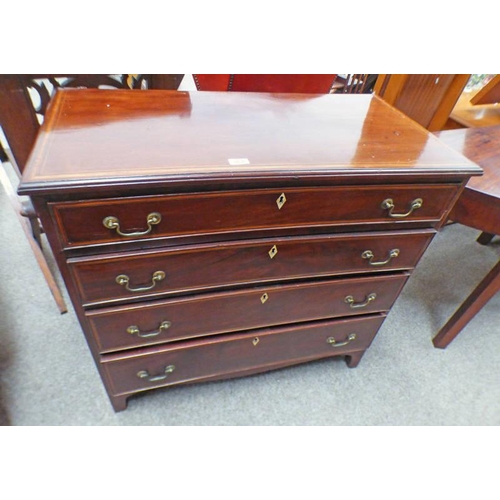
[127,320,172,338]
[116,271,165,292]
[345,293,377,309]
[326,333,357,348]
[103,212,162,237]
[137,364,175,382]
[362,249,399,266]
[381,198,423,218]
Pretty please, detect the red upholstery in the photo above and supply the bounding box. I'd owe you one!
[193,74,338,93]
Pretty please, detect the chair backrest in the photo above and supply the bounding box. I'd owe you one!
[193,74,338,93]
[373,74,470,131]
[0,74,183,175]
[334,74,377,94]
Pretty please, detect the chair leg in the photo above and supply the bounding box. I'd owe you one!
[433,258,500,348]
[476,232,495,245]
[0,164,67,314]
[19,217,68,314]
[26,215,44,247]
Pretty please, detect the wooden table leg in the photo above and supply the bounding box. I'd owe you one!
[433,259,500,348]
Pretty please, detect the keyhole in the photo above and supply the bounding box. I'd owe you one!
[252,337,260,346]
[276,193,287,209]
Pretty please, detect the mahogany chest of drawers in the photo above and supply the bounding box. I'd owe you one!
[18,89,481,411]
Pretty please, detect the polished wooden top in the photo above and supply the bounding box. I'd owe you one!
[19,89,481,195]
[435,125,500,198]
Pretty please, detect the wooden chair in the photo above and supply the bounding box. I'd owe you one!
[0,74,183,313]
[332,74,377,94]
[432,125,500,348]
[374,74,471,131]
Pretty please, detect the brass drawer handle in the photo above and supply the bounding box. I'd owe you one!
[116,270,165,292]
[381,198,423,218]
[326,333,357,348]
[345,292,377,309]
[137,364,175,382]
[362,249,399,266]
[103,212,161,237]
[127,320,172,338]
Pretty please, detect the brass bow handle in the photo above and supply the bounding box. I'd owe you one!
[103,212,161,237]
[137,364,175,382]
[362,249,399,266]
[116,271,165,292]
[326,333,357,348]
[127,320,172,338]
[381,198,423,218]
[345,292,377,309]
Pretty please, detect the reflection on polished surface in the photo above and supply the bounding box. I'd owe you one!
[17,86,483,411]
[351,94,430,167]
[436,125,500,197]
[21,89,480,189]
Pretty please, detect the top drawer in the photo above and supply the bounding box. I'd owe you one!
[50,184,459,249]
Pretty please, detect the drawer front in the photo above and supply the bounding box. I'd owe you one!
[101,314,386,396]
[51,184,457,249]
[70,230,434,306]
[87,273,409,353]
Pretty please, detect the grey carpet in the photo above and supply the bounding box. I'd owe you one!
[0,174,499,425]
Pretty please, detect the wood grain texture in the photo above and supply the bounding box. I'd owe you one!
[18,89,480,195]
[432,125,500,348]
[448,188,500,237]
[393,74,457,128]
[433,259,500,348]
[50,184,458,249]
[18,89,480,410]
[435,125,500,198]
[0,75,39,176]
[436,126,500,235]
[69,230,435,307]
[101,314,386,397]
[0,75,184,175]
[87,273,409,353]
[375,74,470,131]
